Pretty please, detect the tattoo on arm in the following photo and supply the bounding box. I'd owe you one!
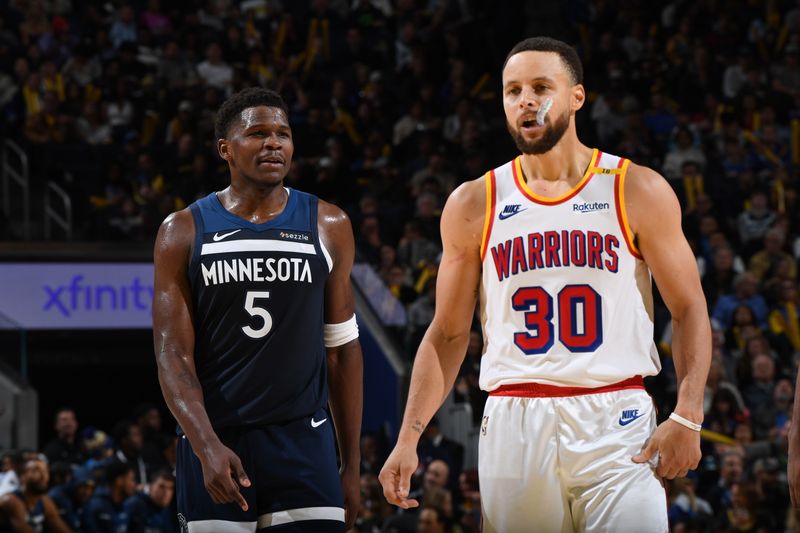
[411,420,426,434]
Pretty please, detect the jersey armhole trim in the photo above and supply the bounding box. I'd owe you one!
[320,241,333,272]
[613,158,643,259]
[188,203,204,276]
[480,170,496,262]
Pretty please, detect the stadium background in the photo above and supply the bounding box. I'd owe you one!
[0,0,798,531]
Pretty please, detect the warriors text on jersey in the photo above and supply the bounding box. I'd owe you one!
[478,149,660,390]
[188,189,332,428]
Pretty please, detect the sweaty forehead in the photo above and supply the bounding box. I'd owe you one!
[239,106,289,129]
[503,51,570,85]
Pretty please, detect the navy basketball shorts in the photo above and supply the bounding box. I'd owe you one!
[176,408,344,533]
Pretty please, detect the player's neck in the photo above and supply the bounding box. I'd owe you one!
[219,182,288,223]
[519,135,593,185]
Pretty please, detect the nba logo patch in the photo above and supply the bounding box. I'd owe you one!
[481,415,489,436]
[178,513,188,533]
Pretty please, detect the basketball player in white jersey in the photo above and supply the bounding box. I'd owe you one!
[379,37,711,532]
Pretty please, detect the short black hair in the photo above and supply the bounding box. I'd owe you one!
[503,37,583,85]
[215,87,290,139]
[151,469,175,484]
[105,461,134,485]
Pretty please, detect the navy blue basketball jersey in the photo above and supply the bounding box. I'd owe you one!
[187,188,332,428]
[12,491,44,533]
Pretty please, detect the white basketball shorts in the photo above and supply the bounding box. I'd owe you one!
[479,377,668,533]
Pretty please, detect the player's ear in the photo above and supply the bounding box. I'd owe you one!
[217,138,231,162]
[571,84,585,112]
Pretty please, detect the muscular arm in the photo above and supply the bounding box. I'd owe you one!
[627,164,711,477]
[152,210,215,452]
[627,164,711,422]
[379,179,484,507]
[152,210,250,508]
[318,202,363,529]
[42,496,73,533]
[397,181,484,444]
[319,203,363,468]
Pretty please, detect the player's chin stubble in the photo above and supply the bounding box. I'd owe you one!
[507,109,570,155]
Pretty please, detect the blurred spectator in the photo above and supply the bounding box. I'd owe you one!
[0,458,72,532]
[0,451,22,496]
[417,417,464,488]
[109,5,137,49]
[122,469,175,533]
[663,126,706,182]
[706,450,745,513]
[711,272,768,329]
[668,477,713,531]
[83,461,137,533]
[48,466,95,531]
[714,481,775,531]
[748,227,797,282]
[196,42,233,95]
[742,353,777,414]
[111,420,148,485]
[753,377,792,441]
[43,407,85,466]
[406,277,436,352]
[417,505,447,533]
[397,220,440,272]
[737,191,777,258]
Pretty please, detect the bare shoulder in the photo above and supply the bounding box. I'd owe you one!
[156,208,194,242]
[317,199,351,234]
[624,161,681,232]
[444,175,486,218]
[153,207,195,264]
[624,162,674,202]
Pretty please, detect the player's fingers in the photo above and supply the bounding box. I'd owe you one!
[397,461,416,499]
[631,438,655,463]
[231,455,251,488]
[233,488,249,512]
[404,497,419,508]
[379,469,402,505]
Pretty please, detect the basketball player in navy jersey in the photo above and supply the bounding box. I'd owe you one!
[380,37,710,532]
[153,88,362,532]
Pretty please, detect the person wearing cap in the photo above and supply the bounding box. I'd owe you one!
[48,466,95,531]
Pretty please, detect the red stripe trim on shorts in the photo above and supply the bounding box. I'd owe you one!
[489,376,644,398]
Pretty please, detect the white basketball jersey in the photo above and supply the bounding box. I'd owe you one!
[478,149,660,390]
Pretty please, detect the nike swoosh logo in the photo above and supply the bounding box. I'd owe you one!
[213,229,241,241]
[311,417,327,428]
[619,413,646,426]
[498,209,527,220]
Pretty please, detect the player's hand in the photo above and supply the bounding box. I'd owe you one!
[632,417,701,479]
[198,441,251,510]
[378,444,419,509]
[340,464,360,530]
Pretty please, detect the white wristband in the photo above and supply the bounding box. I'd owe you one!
[669,412,701,432]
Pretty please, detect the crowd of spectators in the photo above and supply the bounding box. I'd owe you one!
[1,0,799,531]
[0,406,176,532]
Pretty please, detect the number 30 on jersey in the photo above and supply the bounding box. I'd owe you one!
[512,284,602,354]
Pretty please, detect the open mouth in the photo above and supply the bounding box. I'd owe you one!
[519,116,541,131]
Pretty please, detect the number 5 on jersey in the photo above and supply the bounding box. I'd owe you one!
[242,291,273,338]
[512,284,602,354]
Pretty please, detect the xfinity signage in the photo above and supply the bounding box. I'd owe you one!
[0,263,154,329]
